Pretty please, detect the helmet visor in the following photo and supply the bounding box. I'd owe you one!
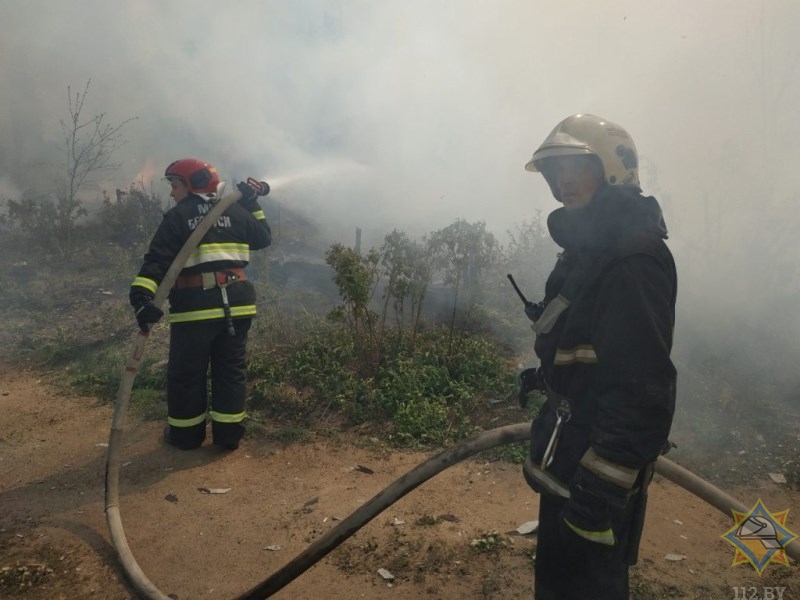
[526,146,595,172]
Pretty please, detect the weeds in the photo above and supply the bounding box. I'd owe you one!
[245,319,516,448]
[469,530,509,553]
[414,515,440,527]
[2,192,540,453]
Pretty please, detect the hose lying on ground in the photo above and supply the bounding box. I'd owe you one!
[104,188,243,600]
[235,423,800,599]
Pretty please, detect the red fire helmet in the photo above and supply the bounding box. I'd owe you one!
[164,158,219,194]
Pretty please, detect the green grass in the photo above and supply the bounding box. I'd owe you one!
[0,215,534,461]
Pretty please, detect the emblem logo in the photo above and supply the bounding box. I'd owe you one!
[720,499,797,575]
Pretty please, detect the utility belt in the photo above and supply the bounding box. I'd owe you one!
[174,268,247,337]
[175,268,246,290]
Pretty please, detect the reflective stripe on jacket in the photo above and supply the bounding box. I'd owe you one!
[129,193,271,323]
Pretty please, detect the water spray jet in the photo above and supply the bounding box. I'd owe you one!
[258,158,371,192]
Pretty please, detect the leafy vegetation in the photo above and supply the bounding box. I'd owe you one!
[0,145,548,454]
[245,305,522,448]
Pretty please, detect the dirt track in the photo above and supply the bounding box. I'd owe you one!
[1,363,798,599]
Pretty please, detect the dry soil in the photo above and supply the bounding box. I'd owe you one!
[1,363,798,599]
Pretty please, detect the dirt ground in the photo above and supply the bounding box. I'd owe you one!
[0,362,798,600]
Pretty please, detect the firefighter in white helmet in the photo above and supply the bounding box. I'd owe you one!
[519,115,677,598]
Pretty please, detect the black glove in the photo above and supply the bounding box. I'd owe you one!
[236,181,258,203]
[134,301,164,333]
[560,465,630,548]
[518,367,544,408]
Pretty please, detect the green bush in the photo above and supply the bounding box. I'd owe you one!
[1,197,540,457]
[243,317,515,448]
[400,395,473,446]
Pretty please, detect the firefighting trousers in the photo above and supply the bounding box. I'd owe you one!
[165,318,251,449]
[534,492,638,600]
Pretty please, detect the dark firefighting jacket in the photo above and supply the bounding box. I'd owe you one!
[523,185,677,501]
[129,192,271,323]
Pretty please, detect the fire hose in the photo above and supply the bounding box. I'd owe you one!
[104,185,247,600]
[105,200,799,600]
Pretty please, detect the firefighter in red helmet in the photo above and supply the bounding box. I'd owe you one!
[130,158,271,451]
[519,115,677,598]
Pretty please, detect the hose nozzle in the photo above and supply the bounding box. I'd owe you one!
[246,177,270,197]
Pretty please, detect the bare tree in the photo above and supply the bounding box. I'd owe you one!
[57,79,136,255]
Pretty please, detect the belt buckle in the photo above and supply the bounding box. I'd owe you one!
[219,270,240,288]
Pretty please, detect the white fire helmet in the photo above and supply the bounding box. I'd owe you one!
[525,114,640,201]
